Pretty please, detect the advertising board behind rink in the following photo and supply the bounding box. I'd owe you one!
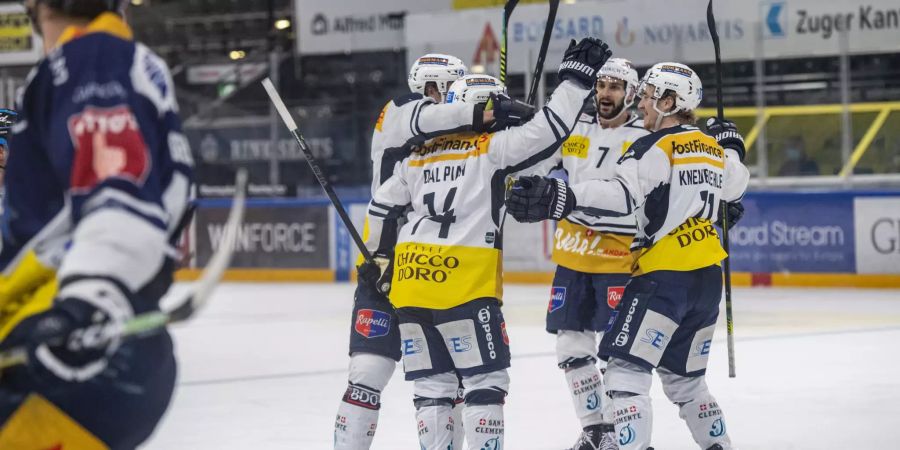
[854,197,900,274]
[195,203,330,269]
[727,192,855,273]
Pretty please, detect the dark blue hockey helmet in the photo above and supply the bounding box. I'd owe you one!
[26,0,127,21]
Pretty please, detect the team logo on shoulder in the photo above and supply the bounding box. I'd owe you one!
[355,309,391,338]
[607,286,625,309]
[548,287,566,313]
[68,105,151,193]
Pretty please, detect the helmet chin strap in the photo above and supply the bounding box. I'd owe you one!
[651,97,678,131]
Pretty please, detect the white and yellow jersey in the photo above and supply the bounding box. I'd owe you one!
[370,92,479,194]
[524,113,648,274]
[570,124,750,275]
[366,80,593,310]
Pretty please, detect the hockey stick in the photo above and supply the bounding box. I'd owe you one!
[526,0,559,105]
[499,0,520,86]
[706,0,736,379]
[0,169,248,370]
[261,78,372,262]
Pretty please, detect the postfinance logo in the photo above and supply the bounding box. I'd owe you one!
[763,2,787,38]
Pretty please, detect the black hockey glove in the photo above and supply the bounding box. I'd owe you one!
[705,117,746,162]
[490,92,535,129]
[0,279,131,384]
[357,253,393,295]
[505,176,575,223]
[715,201,745,228]
[558,38,612,90]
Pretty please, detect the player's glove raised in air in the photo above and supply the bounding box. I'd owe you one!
[489,92,535,130]
[357,253,393,295]
[558,38,613,90]
[716,201,745,228]
[705,117,746,162]
[505,175,575,223]
[0,278,132,384]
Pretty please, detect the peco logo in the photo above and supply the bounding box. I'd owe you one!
[614,296,641,347]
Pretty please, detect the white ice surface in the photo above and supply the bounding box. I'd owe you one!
[144,283,900,449]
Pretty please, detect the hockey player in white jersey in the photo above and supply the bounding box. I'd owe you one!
[361,38,613,450]
[506,62,750,450]
[517,58,648,450]
[335,53,499,449]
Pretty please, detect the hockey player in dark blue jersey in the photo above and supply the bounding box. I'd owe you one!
[0,1,193,448]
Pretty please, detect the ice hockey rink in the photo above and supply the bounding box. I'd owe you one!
[145,282,900,449]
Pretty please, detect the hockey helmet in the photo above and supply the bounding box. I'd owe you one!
[638,62,703,115]
[445,74,505,105]
[597,58,640,120]
[0,109,17,150]
[27,0,127,20]
[408,54,467,102]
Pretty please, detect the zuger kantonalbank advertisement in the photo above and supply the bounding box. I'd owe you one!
[195,203,331,269]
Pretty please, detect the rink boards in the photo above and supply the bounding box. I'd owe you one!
[176,190,900,288]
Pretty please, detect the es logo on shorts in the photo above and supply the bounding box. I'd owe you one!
[355,309,391,338]
[549,287,566,313]
[607,286,625,309]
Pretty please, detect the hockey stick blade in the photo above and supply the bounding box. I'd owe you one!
[0,170,248,370]
[261,77,373,262]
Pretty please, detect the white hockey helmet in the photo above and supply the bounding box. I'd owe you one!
[445,74,506,105]
[597,58,640,119]
[408,53,467,102]
[638,62,703,115]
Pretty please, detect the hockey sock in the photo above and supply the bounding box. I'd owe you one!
[334,382,381,449]
[462,403,504,450]
[608,392,652,450]
[563,360,606,428]
[677,395,732,450]
[415,397,455,450]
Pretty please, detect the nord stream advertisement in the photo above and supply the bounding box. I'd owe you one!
[728,192,856,273]
[727,192,900,274]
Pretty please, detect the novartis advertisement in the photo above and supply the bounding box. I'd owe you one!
[406,0,900,71]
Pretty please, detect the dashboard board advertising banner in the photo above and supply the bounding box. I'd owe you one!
[406,0,900,71]
[195,202,331,269]
[853,197,900,274]
[728,192,856,273]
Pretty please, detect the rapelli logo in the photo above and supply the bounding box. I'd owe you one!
[354,309,391,338]
[395,250,460,283]
[607,286,625,309]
